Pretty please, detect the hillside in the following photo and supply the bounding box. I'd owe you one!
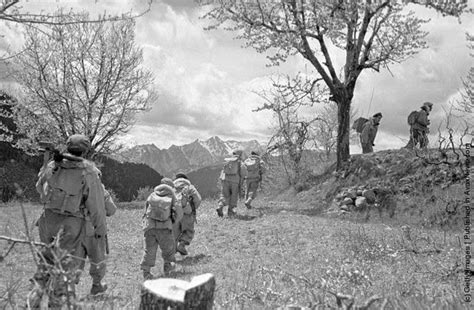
[293,148,468,228]
[119,136,265,176]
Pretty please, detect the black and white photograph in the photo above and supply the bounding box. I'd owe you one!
[0,0,473,309]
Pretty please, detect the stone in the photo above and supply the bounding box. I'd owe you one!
[346,189,357,199]
[362,189,376,203]
[341,197,354,206]
[355,197,368,209]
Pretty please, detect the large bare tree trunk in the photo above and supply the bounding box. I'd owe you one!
[139,273,215,310]
[336,96,352,170]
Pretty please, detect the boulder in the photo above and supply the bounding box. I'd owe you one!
[362,189,376,203]
[341,197,354,206]
[346,189,357,199]
[355,197,368,209]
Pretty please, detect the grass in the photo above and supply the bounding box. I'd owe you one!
[0,197,470,309]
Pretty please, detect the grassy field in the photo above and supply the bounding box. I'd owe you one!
[0,197,469,309]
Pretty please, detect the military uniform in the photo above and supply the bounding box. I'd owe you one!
[244,153,266,209]
[360,117,380,154]
[140,184,183,279]
[405,102,432,149]
[77,187,116,295]
[34,134,106,304]
[173,177,201,255]
[217,150,248,217]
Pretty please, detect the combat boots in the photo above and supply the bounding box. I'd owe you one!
[177,242,188,256]
[163,262,176,276]
[90,283,108,295]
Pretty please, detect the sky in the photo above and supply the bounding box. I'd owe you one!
[0,0,473,153]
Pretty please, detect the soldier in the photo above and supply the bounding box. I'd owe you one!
[360,112,382,154]
[173,173,202,256]
[140,183,183,280]
[244,151,266,209]
[33,134,106,304]
[77,185,116,295]
[405,102,433,150]
[216,149,247,218]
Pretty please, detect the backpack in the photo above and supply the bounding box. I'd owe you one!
[44,164,86,215]
[223,156,240,176]
[146,192,172,221]
[407,110,419,125]
[244,156,261,179]
[352,117,369,133]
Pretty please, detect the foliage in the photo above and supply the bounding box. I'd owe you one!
[134,186,153,202]
[12,12,156,154]
[256,74,327,185]
[199,0,441,169]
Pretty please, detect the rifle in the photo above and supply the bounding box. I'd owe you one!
[38,141,83,167]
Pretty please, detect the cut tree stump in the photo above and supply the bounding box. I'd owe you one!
[139,273,216,310]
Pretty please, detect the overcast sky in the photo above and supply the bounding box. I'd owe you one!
[1,0,473,153]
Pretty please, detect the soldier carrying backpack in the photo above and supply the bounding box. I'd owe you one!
[32,134,107,307]
[140,183,183,280]
[405,101,433,150]
[216,149,247,218]
[243,151,266,209]
[359,112,383,154]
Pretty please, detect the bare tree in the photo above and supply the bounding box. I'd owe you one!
[12,13,155,154]
[199,0,469,170]
[256,74,325,185]
[456,33,474,127]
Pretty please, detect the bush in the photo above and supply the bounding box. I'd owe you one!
[133,186,153,202]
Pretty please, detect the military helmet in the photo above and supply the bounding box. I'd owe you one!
[422,102,433,109]
[66,134,90,154]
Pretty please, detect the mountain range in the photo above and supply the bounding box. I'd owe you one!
[119,136,265,176]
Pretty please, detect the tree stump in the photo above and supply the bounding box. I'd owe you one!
[139,273,216,310]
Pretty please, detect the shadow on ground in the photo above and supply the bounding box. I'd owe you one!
[176,253,211,266]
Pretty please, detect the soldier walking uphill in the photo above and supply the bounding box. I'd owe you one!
[140,183,183,280]
[360,113,383,154]
[244,151,266,209]
[173,173,202,256]
[405,102,433,150]
[217,150,247,217]
[33,134,107,306]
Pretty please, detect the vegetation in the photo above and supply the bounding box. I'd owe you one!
[0,197,469,309]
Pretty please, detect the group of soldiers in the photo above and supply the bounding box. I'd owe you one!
[358,101,434,153]
[31,134,266,306]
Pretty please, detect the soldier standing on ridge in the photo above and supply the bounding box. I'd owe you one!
[244,151,266,209]
[216,149,247,218]
[405,102,433,150]
[360,112,383,154]
[33,134,106,306]
[173,173,201,256]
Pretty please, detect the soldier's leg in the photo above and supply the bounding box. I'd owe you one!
[178,214,195,246]
[157,229,176,275]
[245,181,259,208]
[228,182,239,216]
[405,128,415,149]
[420,132,429,149]
[87,236,106,285]
[217,181,231,217]
[140,229,159,275]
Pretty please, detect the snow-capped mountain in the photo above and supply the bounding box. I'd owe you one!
[119,136,264,176]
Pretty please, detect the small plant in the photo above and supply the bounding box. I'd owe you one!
[134,186,153,202]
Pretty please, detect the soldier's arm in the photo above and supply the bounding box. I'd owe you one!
[172,193,183,224]
[240,162,248,180]
[104,188,117,217]
[190,186,202,209]
[84,172,107,237]
[360,122,370,144]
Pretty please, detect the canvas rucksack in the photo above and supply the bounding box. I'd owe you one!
[223,156,240,176]
[352,117,369,134]
[407,110,419,125]
[146,192,172,221]
[244,156,261,179]
[44,165,86,215]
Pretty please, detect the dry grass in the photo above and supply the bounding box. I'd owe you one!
[0,197,469,309]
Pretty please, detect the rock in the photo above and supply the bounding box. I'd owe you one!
[346,189,357,199]
[356,189,363,196]
[355,197,368,209]
[335,192,344,201]
[340,205,350,211]
[362,189,376,203]
[341,197,354,206]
